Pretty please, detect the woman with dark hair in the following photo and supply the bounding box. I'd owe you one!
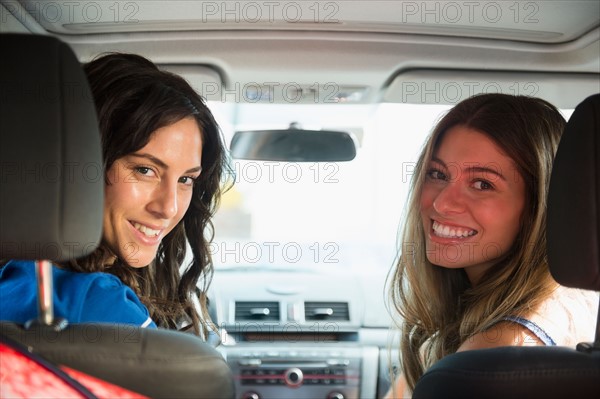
[0,53,230,337]
[384,94,598,397]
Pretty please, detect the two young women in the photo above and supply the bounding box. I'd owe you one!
[1,54,595,386]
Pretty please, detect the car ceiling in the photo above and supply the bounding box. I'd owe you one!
[1,1,599,108]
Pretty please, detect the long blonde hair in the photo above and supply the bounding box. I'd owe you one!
[390,94,566,390]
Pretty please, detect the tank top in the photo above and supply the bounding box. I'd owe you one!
[504,286,598,347]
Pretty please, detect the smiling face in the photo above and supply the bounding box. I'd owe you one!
[419,125,526,285]
[103,117,203,267]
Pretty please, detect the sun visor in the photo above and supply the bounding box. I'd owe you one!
[383,70,600,109]
[159,65,224,102]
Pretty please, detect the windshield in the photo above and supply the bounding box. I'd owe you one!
[207,102,452,271]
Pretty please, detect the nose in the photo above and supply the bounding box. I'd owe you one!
[147,180,178,219]
[432,183,466,215]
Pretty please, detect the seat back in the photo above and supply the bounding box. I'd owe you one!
[0,33,234,398]
[411,94,600,399]
[0,35,103,261]
[547,94,600,292]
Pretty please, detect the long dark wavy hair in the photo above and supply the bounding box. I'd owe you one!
[389,94,566,391]
[63,53,231,337]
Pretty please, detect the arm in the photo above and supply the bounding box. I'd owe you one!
[383,374,409,399]
[79,274,157,328]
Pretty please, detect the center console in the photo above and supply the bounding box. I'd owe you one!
[223,344,379,399]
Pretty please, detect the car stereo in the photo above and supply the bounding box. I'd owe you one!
[224,344,378,399]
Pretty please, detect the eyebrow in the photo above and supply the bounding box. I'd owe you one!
[128,153,202,174]
[431,157,507,182]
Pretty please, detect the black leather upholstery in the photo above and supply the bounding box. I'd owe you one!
[412,346,600,398]
[0,33,235,398]
[412,94,600,399]
[0,322,235,398]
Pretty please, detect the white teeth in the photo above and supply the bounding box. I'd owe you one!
[133,222,160,237]
[432,221,476,239]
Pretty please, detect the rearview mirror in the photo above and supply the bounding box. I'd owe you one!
[230,128,357,162]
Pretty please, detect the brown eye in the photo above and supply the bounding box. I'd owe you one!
[473,180,493,190]
[179,176,197,186]
[135,166,156,177]
[427,169,447,181]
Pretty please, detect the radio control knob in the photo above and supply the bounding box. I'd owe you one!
[284,367,304,387]
[327,392,345,399]
[242,392,260,399]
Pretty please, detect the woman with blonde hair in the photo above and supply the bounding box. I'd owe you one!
[386,93,598,397]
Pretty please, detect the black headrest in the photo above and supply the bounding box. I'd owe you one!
[547,94,600,290]
[0,34,103,261]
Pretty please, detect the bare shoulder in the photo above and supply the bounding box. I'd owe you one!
[458,321,545,352]
[384,374,409,399]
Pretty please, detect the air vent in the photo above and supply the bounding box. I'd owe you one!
[304,302,349,321]
[235,301,280,321]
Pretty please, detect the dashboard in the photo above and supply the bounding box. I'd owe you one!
[210,268,398,399]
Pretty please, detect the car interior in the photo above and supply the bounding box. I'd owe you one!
[1,1,599,398]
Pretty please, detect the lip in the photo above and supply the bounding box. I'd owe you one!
[428,218,478,244]
[128,220,165,246]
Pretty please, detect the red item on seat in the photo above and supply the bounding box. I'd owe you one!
[0,343,148,399]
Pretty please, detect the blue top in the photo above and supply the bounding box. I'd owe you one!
[503,315,557,346]
[0,260,156,328]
